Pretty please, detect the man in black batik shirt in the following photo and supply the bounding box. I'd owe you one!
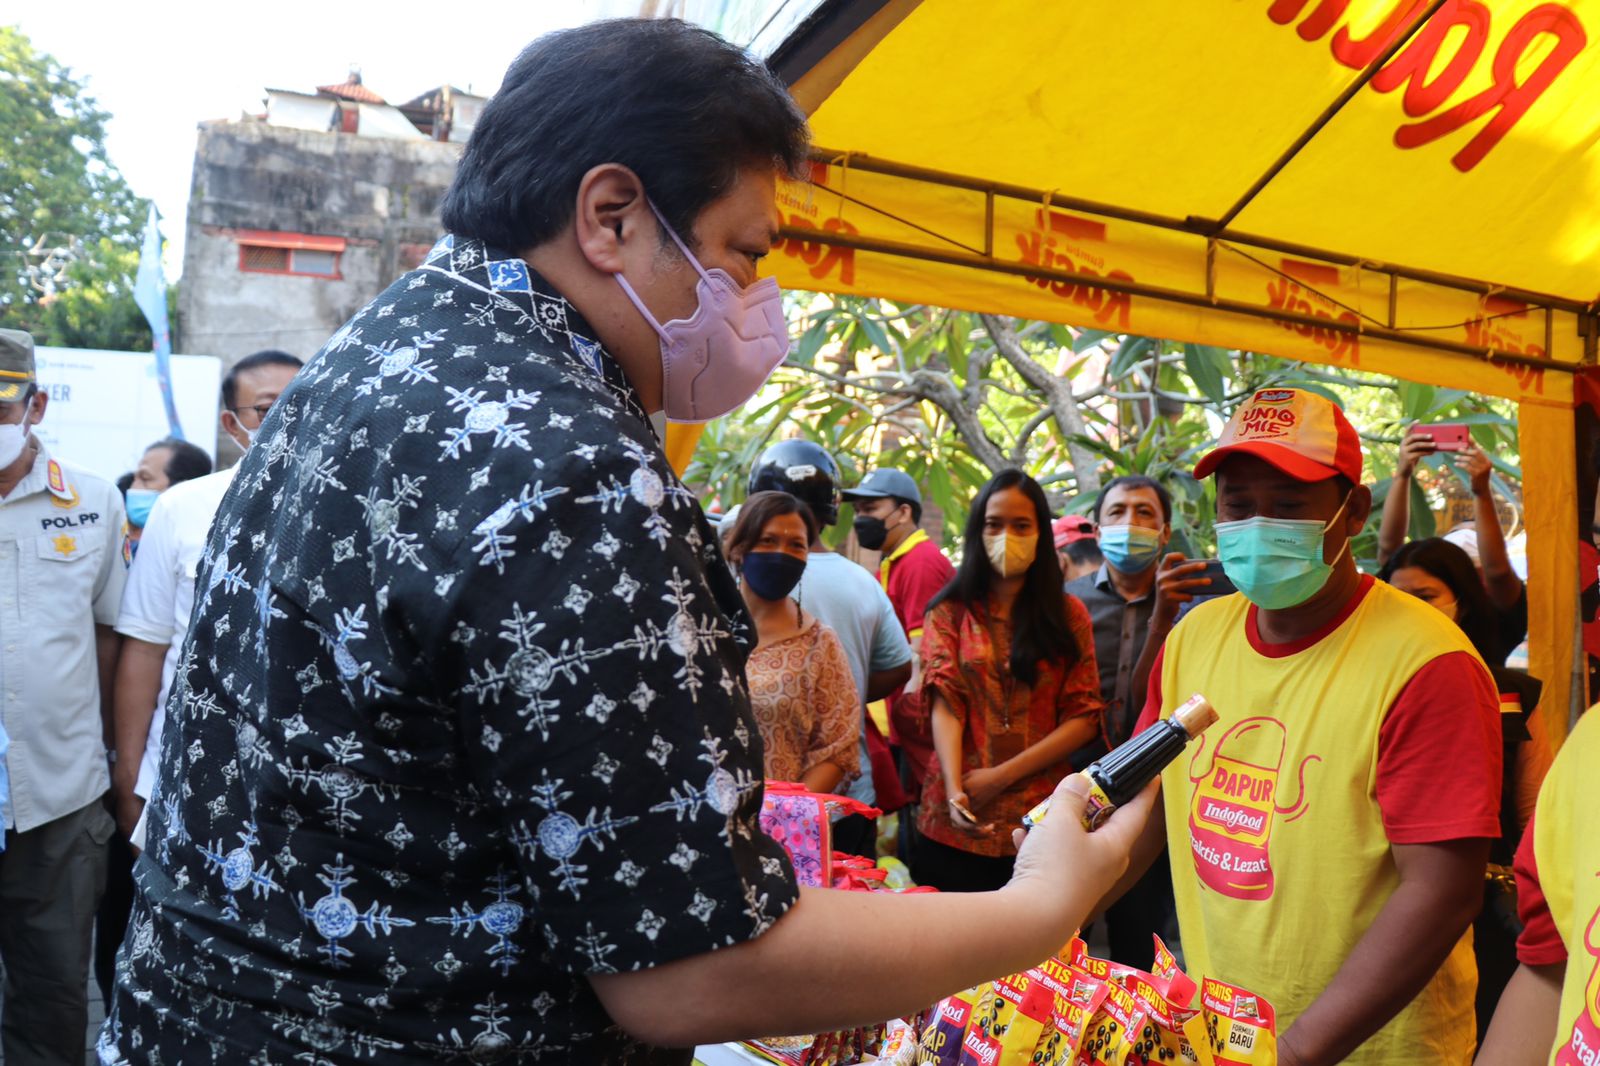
[102,19,1153,1065]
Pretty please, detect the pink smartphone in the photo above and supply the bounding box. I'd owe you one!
[1421,422,1471,451]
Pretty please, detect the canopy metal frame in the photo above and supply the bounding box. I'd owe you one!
[783,147,1598,372]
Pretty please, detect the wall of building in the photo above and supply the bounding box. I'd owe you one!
[178,120,461,368]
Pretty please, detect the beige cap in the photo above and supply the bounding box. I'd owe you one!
[0,329,37,402]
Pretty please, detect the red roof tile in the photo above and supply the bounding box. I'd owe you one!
[317,75,386,105]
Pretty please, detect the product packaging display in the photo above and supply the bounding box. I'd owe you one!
[1023,695,1218,831]
[732,889,1281,1065]
[958,971,1055,1065]
[909,936,1280,1066]
[1183,979,1278,1066]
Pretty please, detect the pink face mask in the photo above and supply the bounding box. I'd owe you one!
[614,200,790,424]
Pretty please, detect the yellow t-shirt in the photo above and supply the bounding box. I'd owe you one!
[1150,577,1500,1064]
[1522,707,1600,1065]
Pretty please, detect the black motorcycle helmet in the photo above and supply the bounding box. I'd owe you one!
[748,439,841,527]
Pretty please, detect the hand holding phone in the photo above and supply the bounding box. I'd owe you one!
[1416,422,1471,452]
[1197,559,1237,596]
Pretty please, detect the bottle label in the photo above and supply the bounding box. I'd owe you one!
[1020,778,1117,832]
[1081,779,1116,832]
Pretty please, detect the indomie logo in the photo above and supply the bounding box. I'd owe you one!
[1015,209,1133,330]
[1238,404,1298,438]
[1267,0,1587,173]
[1267,260,1361,364]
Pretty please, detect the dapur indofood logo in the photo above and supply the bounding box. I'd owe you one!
[1267,0,1587,174]
[1557,905,1600,1065]
[1186,717,1320,901]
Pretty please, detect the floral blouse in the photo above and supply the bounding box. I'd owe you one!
[747,616,861,785]
[917,594,1103,857]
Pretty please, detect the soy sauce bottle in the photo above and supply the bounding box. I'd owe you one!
[1023,693,1218,832]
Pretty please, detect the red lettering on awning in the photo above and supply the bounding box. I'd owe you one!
[1267,0,1586,172]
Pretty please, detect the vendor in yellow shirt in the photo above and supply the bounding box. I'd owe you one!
[1478,706,1600,1066]
[1112,388,1503,1065]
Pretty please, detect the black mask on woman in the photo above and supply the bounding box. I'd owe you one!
[853,515,889,551]
[740,550,807,601]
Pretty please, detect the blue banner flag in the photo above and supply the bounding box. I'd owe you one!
[134,204,185,440]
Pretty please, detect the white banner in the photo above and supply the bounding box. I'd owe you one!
[33,347,224,484]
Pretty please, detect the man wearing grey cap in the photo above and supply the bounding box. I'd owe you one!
[0,327,126,1066]
[842,468,953,827]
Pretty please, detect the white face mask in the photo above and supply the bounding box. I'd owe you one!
[0,417,32,469]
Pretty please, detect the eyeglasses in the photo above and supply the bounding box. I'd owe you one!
[229,403,274,423]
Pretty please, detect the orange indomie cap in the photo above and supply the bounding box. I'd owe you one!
[1193,388,1363,483]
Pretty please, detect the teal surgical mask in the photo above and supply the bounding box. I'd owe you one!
[1214,495,1351,610]
[124,488,160,528]
[1098,524,1163,574]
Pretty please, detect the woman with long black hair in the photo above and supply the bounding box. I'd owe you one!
[1382,536,1553,1040]
[913,469,1104,892]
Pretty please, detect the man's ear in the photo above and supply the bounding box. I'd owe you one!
[573,164,650,275]
[27,390,47,425]
[220,410,247,450]
[1346,484,1374,532]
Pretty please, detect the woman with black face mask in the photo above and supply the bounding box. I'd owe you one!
[728,491,861,793]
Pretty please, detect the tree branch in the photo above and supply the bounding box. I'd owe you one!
[789,362,1009,474]
[980,313,1102,495]
[1010,408,1056,466]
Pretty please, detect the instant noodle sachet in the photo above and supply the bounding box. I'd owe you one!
[1182,978,1277,1066]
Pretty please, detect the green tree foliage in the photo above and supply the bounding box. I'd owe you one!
[685,294,1519,565]
[0,26,153,350]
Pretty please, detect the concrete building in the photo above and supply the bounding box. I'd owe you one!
[178,72,479,370]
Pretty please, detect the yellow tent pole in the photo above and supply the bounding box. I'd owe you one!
[1518,398,1578,744]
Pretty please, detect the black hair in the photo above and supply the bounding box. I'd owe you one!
[726,491,819,563]
[145,437,212,486]
[1380,537,1498,660]
[440,18,809,252]
[928,469,1080,685]
[115,471,133,498]
[1092,475,1173,524]
[891,496,923,524]
[1065,539,1104,567]
[222,349,303,410]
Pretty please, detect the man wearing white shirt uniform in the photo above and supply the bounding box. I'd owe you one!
[110,350,303,845]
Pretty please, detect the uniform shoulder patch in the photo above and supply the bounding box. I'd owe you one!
[47,459,81,509]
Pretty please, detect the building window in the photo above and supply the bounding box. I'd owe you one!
[240,245,290,272]
[235,230,347,279]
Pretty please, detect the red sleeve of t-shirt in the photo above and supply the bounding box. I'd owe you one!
[1375,651,1503,845]
[1513,810,1568,967]
[893,546,954,639]
[1133,645,1167,735]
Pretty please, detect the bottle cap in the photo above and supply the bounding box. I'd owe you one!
[1174,694,1219,738]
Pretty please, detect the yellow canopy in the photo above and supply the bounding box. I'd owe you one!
[679,0,1600,735]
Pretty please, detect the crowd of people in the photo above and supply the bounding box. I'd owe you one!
[0,15,1593,1066]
